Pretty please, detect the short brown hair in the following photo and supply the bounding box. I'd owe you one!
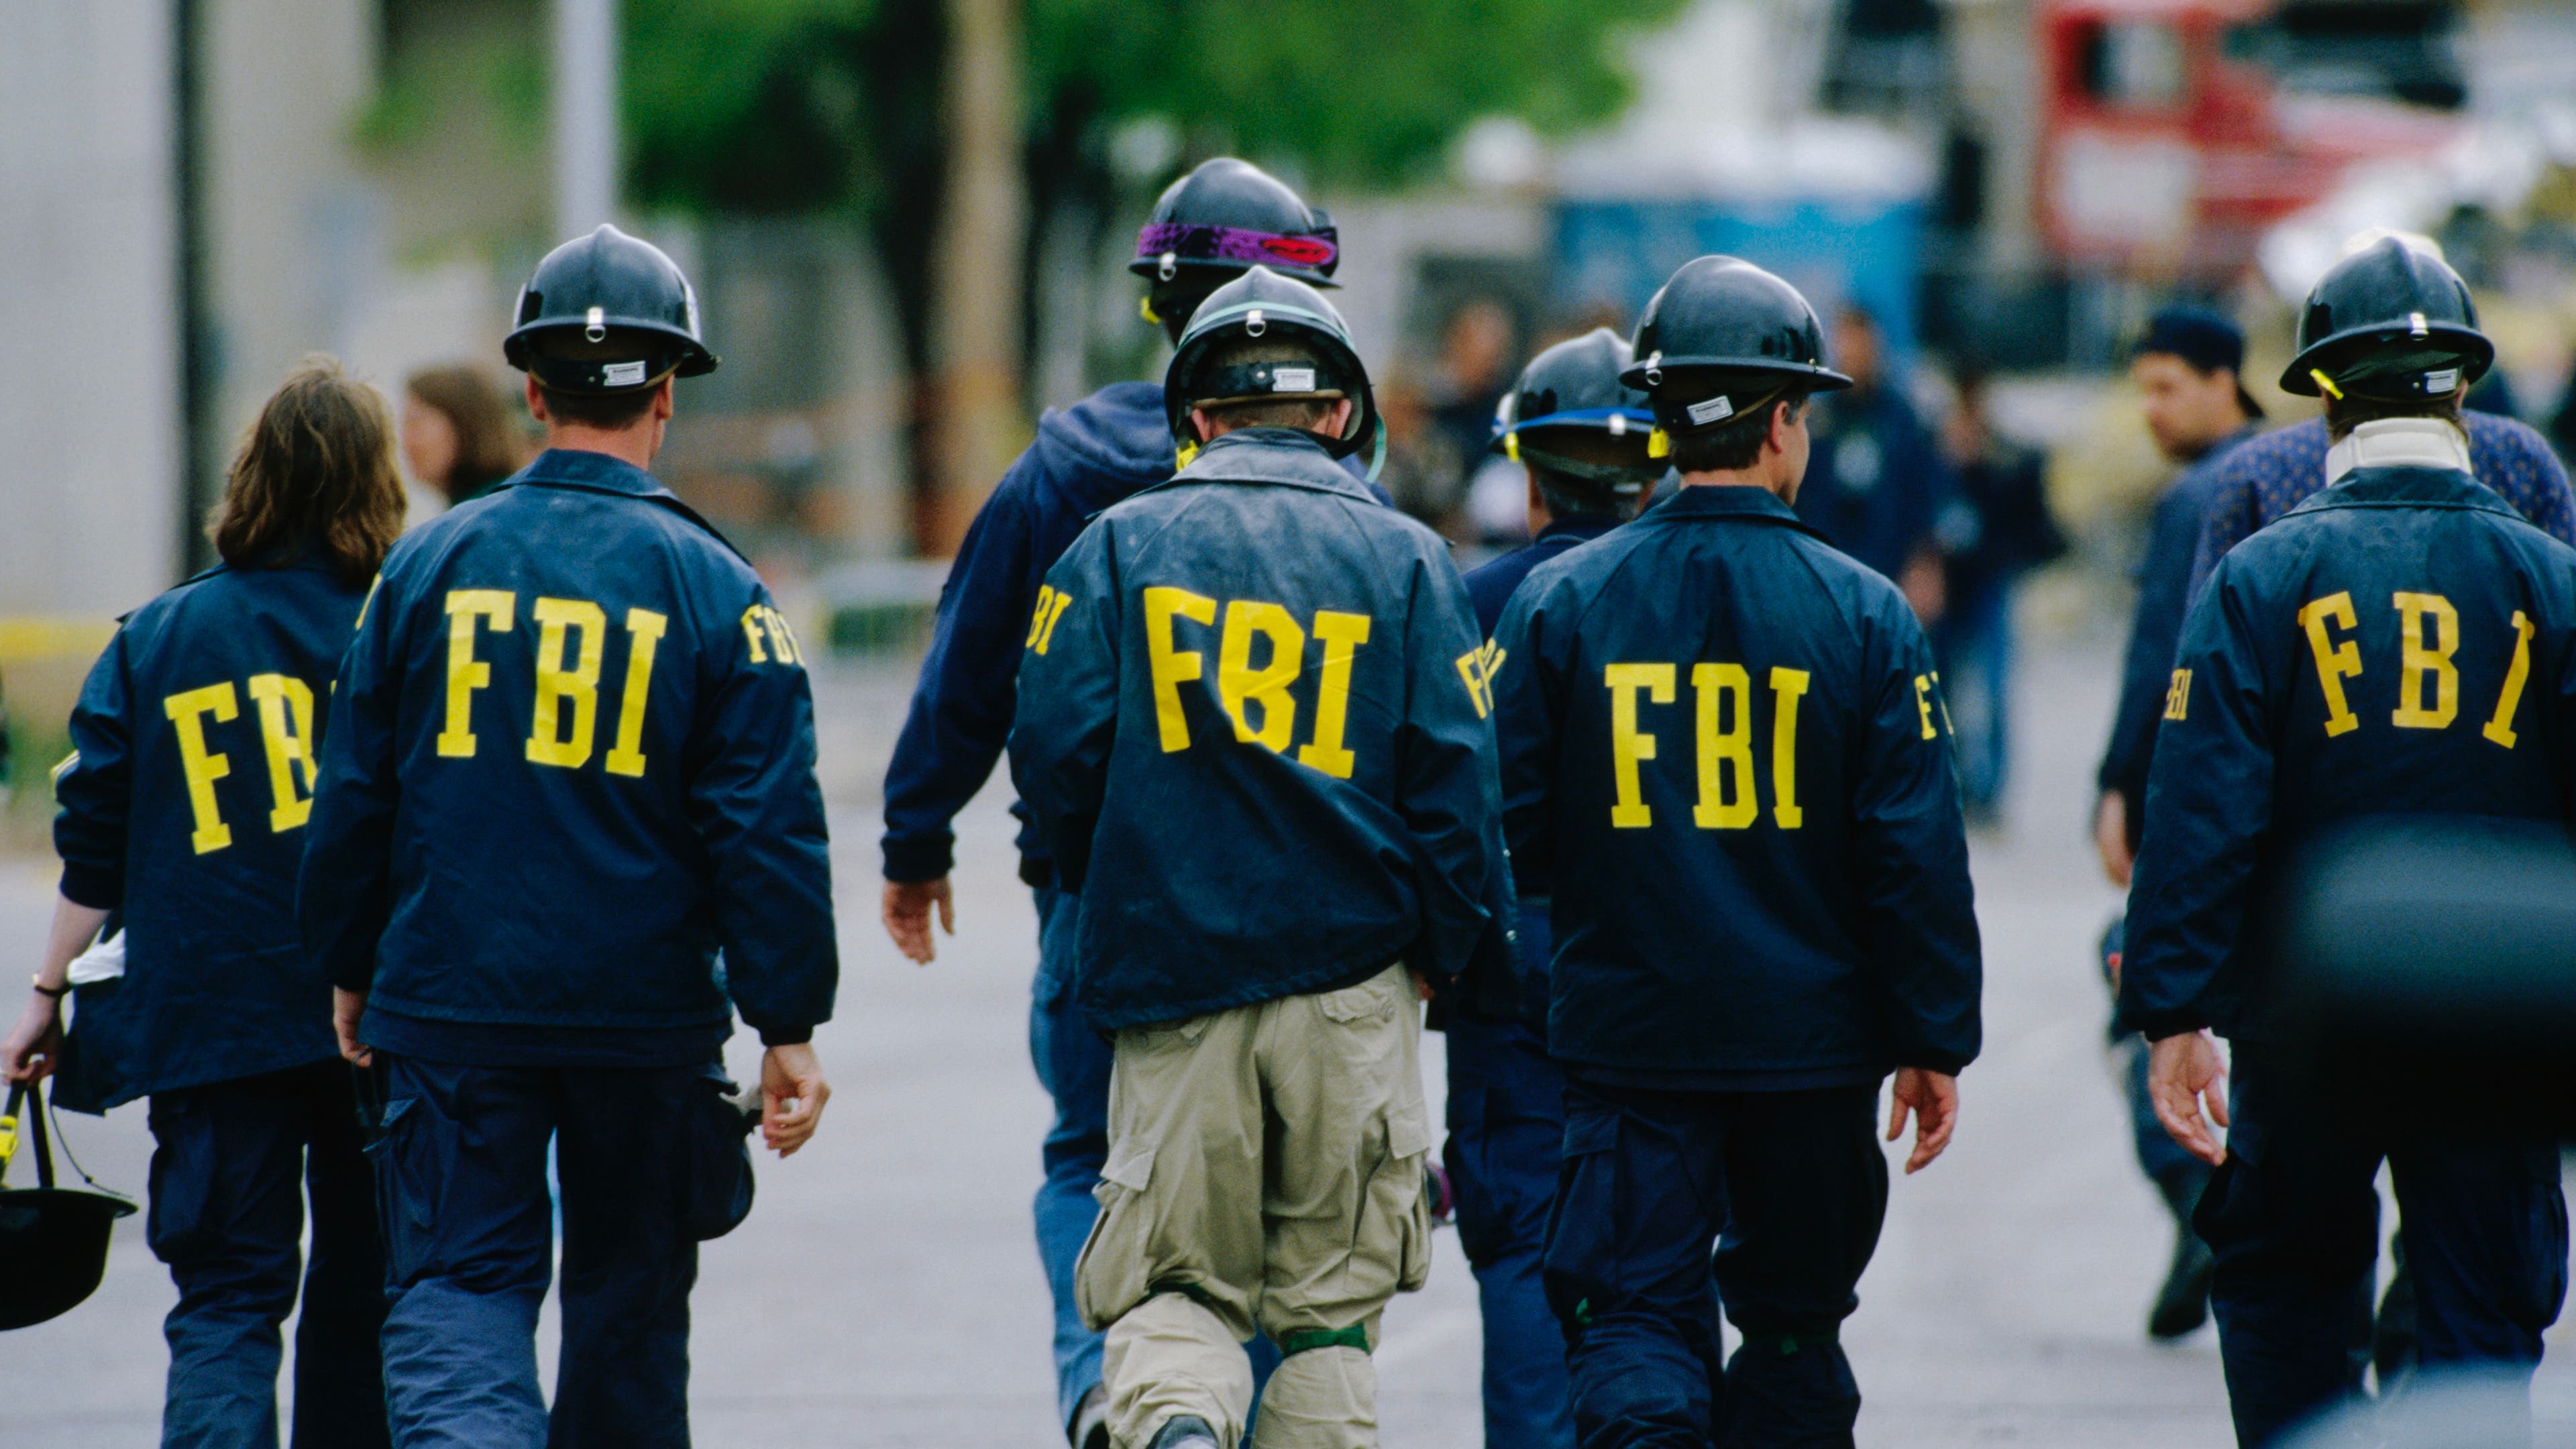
[2324,388,2463,441]
[535,383,661,429]
[211,356,406,588]
[1669,391,1809,474]
[405,363,525,497]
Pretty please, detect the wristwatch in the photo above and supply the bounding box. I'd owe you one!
[31,976,68,999]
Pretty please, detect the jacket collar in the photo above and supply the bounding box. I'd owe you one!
[1155,428,1378,504]
[2324,418,2471,486]
[2284,462,2518,522]
[1538,515,1621,545]
[1644,482,1822,537]
[512,447,677,501]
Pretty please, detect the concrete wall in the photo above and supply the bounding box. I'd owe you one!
[0,0,181,617]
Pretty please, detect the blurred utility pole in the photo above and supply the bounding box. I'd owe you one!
[922,0,1028,556]
[553,0,618,241]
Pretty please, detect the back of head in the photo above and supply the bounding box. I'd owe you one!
[505,224,718,429]
[1131,158,1337,340]
[2282,234,2490,439]
[1165,266,1377,466]
[1493,327,1660,519]
[1625,256,1853,474]
[212,356,407,588]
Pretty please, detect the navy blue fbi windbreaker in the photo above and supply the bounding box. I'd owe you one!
[1489,485,1983,1085]
[2122,464,2576,1044]
[52,555,367,1109]
[301,449,837,1065]
[1010,429,1516,1032]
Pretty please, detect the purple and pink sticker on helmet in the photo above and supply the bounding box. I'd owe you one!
[1135,222,1338,274]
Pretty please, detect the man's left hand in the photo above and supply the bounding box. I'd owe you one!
[1886,1067,1959,1174]
[333,987,373,1069]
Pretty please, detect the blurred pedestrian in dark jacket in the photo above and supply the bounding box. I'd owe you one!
[401,363,529,506]
[1935,366,2065,825]
[1795,307,1956,624]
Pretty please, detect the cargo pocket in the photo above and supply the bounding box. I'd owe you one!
[1075,1137,1158,1332]
[680,1067,757,1242]
[1389,1093,1435,1292]
[1316,969,1404,1026]
[144,1094,217,1266]
[362,1097,433,1286]
[1541,1105,1621,1327]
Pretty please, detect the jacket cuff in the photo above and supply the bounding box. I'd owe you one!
[881,836,954,883]
[1896,1047,1974,1077]
[325,953,378,994]
[756,1024,814,1047]
[2131,1010,2208,1043]
[58,861,123,910]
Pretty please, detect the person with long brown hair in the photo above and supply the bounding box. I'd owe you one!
[3,355,404,1447]
[400,362,528,505]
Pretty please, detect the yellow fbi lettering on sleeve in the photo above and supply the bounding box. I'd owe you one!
[1026,585,1075,655]
[1140,588,1377,777]
[2163,669,2192,722]
[1455,639,1505,719]
[739,604,802,666]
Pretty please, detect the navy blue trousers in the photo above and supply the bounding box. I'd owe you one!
[2200,1051,2568,1447]
[370,1056,708,1449]
[146,1060,389,1449]
[1446,1006,1575,1449]
[1544,1079,1888,1449]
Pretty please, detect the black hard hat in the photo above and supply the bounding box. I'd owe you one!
[1490,328,1659,494]
[504,225,719,395]
[1130,158,1339,290]
[0,1081,136,1332]
[2282,235,2492,401]
[1623,256,1851,449]
[1165,266,1376,463]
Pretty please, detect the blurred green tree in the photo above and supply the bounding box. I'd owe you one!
[614,0,1684,546]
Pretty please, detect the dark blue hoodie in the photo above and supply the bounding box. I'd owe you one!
[882,382,1391,883]
[883,384,1178,881]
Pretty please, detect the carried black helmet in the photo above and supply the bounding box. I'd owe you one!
[504,225,718,395]
[0,1080,136,1332]
[1130,158,1339,290]
[1165,266,1376,464]
[1490,328,1659,498]
[1623,256,1851,454]
[2282,234,2492,401]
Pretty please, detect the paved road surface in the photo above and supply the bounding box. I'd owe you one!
[5,640,2571,1446]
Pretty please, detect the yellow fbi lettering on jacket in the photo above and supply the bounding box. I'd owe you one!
[434,589,674,778]
[2292,590,2534,747]
[160,673,324,855]
[1126,586,1377,780]
[1601,661,1821,830]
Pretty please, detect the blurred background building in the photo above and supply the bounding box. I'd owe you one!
[7,0,2576,817]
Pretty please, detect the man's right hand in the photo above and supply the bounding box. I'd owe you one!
[3,993,62,1084]
[2148,1030,2230,1167]
[2094,791,2135,888]
[759,1042,830,1157]
[881,877,955,965]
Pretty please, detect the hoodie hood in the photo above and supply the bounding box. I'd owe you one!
[1030,381,1177,513]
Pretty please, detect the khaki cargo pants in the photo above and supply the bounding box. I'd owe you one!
[1075,963,1435,1449]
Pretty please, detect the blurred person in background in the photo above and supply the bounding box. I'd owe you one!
[2091,305,2262,1343]
[303,227,837,1448]
[1795,306,1957,626]
[3,357,402,1449]
[1450,327,1661,1449]
[2188,234,2574,598]
[1419,298,1519,533]
[1934,364,2066,827]
[878,157,1346,1449]
[2125,237,2571,1449]
[400,363,528,506]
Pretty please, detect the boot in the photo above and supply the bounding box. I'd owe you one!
[1069,1386,1110,1449]
[1148,1415,1221,1449]
[2149,1165,2216,1340]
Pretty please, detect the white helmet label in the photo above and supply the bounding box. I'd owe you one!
[1273,366,1316,392]
[603,361,648,387]
[1686,395,1735,426]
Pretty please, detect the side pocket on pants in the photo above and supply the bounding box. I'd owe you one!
[680,1066,758,1242]
[1541,1104,1621,1328]
[1390,1093,1434,1293]
[1074,1137,1158,1332]
[362,1097,427,1286]
[144,1093,216,1265]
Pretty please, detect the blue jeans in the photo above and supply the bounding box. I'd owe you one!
[1445,1008,1575,1449]
[370,1056,710,1448]
[146,1061,389,1449]
[2199,1051,2567,1447]
[1935,578,2015,815]
[1545,1080,1887,1449]
[1030,885,1278,1432]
